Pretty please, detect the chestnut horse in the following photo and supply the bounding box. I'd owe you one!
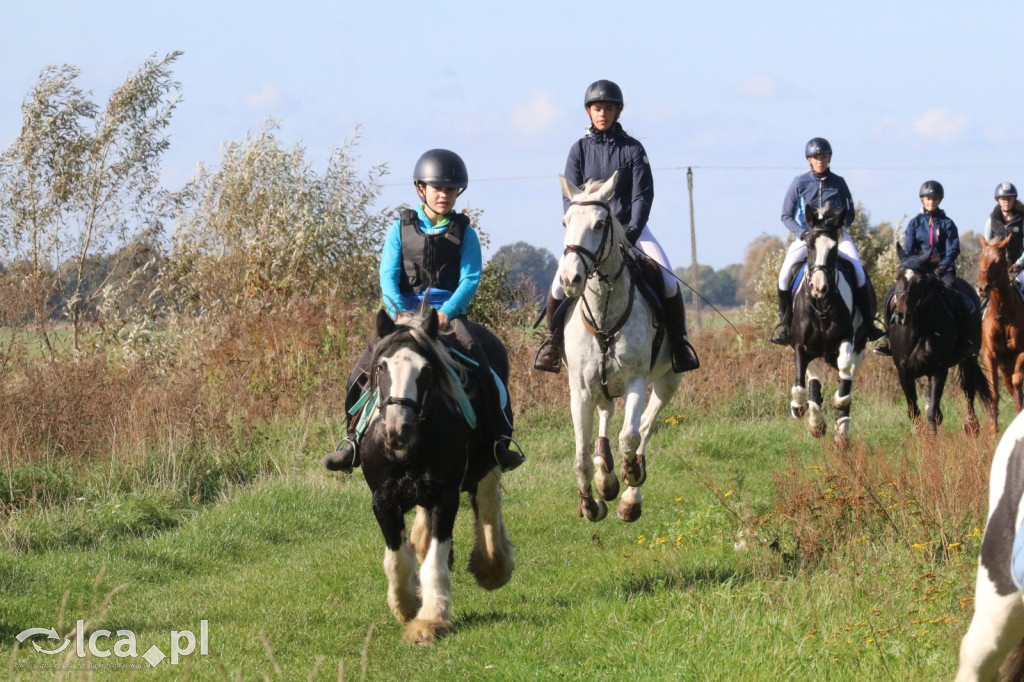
[978,235,1024,431]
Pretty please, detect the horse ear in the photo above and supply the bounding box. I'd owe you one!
[559,174,576,201]
[423,308,439,339]
[999,234,1014,250]
[896,242,907,261]
[598,171,618,200]
[980,235,988,250]
[376,309,396,338]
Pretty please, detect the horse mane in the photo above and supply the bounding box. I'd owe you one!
[375,312,466,414]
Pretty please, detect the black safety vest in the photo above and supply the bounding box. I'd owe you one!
[398,209,468,294]
[990,206,1024,265]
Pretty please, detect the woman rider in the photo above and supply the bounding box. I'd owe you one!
[534,79,700,374]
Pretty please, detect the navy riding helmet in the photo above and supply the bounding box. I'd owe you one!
[996,181,1019,199]
[804,137,832,158]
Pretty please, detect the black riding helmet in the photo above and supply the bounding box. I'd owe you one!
[805,137,832,158]
[584,80,624,108]
[413,149,468,192]
[919,180,944,198]
[995,181,1018,199]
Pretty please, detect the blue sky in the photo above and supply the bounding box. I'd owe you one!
[1,1,1020,270]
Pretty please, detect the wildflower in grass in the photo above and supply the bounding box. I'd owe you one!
[663,414,683,426]
[655,537,666,545]
[676,535,683,547]
[967,527,983,539]
[637,535,645,545]
[854,535,870,544]
[723,491,732,498]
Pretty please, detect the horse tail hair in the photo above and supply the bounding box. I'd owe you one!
[959,357,995,412]
[998,636,1024,680]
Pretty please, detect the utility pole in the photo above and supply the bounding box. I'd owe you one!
[687,167,699,327]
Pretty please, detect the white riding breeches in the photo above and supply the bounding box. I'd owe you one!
[551,225,679,299]
[778,232,866,290]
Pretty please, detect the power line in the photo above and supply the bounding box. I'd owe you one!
[381,164,1024,187]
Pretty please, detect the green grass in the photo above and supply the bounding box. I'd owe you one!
[0,385,991,680]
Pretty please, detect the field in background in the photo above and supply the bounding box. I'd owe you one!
[0,317,1004,679]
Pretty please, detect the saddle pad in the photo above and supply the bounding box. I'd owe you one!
[791,260,856,295]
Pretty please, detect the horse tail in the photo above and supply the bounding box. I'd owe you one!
[959,357,995,412]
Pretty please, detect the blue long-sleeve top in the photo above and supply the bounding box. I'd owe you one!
[780,170,855,237]
[379,205,482,319]
[563,123,653,243]
[903,208,960,273]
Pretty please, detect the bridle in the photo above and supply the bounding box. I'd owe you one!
[891,270,938,325]
[563,199,618,282]
[372,342,432,424]
[805,228,840,317]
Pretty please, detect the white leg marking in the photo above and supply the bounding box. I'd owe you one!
[384,539,420,623]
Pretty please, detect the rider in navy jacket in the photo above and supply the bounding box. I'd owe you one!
[875,180,978,358]
[903,207,961,275]
[534,80,699,374]
[563,122,653,245]
[770,137,885,346]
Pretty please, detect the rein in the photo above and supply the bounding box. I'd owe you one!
[565,199,634,399]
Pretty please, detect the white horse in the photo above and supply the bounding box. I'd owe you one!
[558,173,682,523]
[957,410,1024,680]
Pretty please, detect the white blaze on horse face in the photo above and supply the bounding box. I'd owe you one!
[381,347,429,458]
[809,232,837,298]
[560,204,608,297]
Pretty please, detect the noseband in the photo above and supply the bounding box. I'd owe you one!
[373,355,430,423]
[564,199,614,280]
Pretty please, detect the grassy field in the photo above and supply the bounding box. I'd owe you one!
[0,346,1001,681]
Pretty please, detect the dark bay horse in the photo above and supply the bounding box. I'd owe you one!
[785,204,868,445]
[359,309,514,644]
[978,235,1024,431]
[885,247,992,435]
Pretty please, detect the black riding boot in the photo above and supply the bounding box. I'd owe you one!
[855,283,886,341]
[534,293,565,373]
[770,289,792,346]
[469,348,526,473]
[322,363,370,473]
[663,290,700,372]
[873,286,895,356]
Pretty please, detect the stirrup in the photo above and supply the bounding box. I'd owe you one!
[672,340,700,373]
[322,436,359,473]
[533,338,562,373]
[873,339,892,357]
[770,323,790,346]
[494,435,527,473]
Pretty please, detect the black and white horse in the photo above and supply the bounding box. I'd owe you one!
[359,309,514,645]
[786,204,868,445]
[957,411,1024,680]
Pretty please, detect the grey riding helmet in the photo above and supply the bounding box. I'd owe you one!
[584,80,624,108]
[413,149,468,191]
[919,180,944,198]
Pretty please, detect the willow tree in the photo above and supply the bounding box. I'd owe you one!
[0,52,182,354]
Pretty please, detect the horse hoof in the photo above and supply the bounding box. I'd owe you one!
[577,495,607,522]
[403,619,455,646]
[620,455,647,488]
[791,406,805,419]
[810,423,826,438]
[617,498,642,522]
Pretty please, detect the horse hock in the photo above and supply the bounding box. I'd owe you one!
[592,436,620,501]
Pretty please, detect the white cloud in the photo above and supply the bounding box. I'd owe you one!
[734,75,779,99]
[912,108,969,142]
[511,91,565,136]
[244,85,282,109]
